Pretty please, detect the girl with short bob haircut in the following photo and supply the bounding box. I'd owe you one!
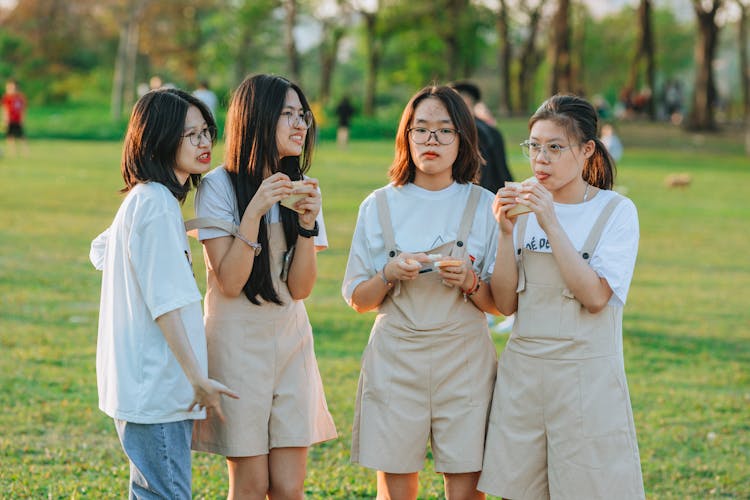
[92,88,237,498]
[479,94,645,499]
[343,85,500,499]
[190,74,336,499]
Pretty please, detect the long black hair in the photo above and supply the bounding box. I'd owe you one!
[223,74,316,305]
[121,88,216,202]
[529,94,616,190]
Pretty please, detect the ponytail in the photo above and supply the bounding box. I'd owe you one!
[583,138,615,190]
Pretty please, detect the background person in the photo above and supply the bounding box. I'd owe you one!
[451,80,515,334]
[193,80,219,118]
[342,85,499,499]
[90,88,237,498]
[2,79,28,156]
[335,95,355,148]
[190,74,337,500]
[479,94,645,499]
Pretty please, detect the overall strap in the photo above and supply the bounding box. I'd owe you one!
[452,184,483,256]
[579,194,624,261]
[514,213,530,292]
[184,217,239,239]
[374,188,398,260]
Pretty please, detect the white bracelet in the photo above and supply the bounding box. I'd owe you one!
[234,232,262,256]
[379,266,393,287]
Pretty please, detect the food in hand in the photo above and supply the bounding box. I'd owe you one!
[280,180,308,213]
[435,259,463,268]
[505,177,537,218]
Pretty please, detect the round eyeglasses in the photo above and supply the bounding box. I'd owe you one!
[183,126,216,147]
[520,140,573,162]
[408,127,459,145]
[281,110,314,128]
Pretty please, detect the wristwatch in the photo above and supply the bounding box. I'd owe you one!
[297,220,319,238]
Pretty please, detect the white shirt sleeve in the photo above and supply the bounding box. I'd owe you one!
[129,204,202,320]
[341,196,378,305]
[590,198,640,306]
[195,169,237,241]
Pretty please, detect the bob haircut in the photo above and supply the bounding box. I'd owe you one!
[529,94,616,190]
[121,88,217,203]
[223,74,316,305]
[389,85,481,186]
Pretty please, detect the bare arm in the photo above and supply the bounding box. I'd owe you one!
[204,173,293,297]
[286,178,322,300]
[518,183,613,313]
[155,309,238,420]
[349,254,427,313]
[489,186,520,315]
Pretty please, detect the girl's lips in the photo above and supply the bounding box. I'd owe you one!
[422,151,439,159]
[535,172,549,181]
[198,152,211,164]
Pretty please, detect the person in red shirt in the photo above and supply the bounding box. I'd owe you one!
[2,79,28,155]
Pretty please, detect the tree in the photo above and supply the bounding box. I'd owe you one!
[315,0,352,105]
[738,0,749,124]
[688,0,723,130]
[110,0,150,121]
[625,0,657,120]
[549,0,573,95]
[495,0,512,115]
[517,2,545,114]
[283,0,301,83]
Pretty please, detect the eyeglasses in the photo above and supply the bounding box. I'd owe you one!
[281,110,314,128]
[520,140,573,162]
[183,126,216,147]
[408,127,460,145]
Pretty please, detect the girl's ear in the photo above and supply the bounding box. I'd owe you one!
[582,139,596,159]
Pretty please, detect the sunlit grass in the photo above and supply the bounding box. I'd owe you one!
[1,121,748,497]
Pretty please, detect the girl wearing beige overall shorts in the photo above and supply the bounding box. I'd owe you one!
[343,86,499,499]
[189,75,336,500]
[479,95,645,500]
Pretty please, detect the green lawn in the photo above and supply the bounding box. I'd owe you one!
[1,120,748,498]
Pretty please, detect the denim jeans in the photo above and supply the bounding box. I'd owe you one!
[114,419,193,499]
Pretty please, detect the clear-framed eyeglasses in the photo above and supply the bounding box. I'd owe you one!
[408,127,460,145]
[183,126,216,147]
[281,110,314,128]
[520,140,573,162]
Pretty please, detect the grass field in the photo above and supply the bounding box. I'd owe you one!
[1,119,749,498]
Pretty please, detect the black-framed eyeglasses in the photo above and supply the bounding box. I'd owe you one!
[281,110,314,128]
[408,127,459,145]
[183,126,216,147]
[520,140,573,162]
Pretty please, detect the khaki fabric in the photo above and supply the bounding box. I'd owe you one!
[479,197,645,499]
[351,185,497,473]
[192,223,337,457]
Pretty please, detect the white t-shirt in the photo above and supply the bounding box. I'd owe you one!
[514,189,639,306]
[342,182,499,304]
[195,166,328,248]
[93,182,207,424]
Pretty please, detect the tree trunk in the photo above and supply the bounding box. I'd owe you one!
[626,0,656,120]
[517,5,543,114]
[688,0,722,131]
[496,0,512,116]
[363,11,380,117]
[739,1,749,125]
[549,0,572,95]
[111,22,128,121]
[283,0,300,83]
[319,25,343,106]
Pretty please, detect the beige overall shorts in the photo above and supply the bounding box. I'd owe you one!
[479,195,645,500]
[351,184,497,474]
[189,219,337,457]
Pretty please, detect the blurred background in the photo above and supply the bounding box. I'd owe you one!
[0,0,748,144]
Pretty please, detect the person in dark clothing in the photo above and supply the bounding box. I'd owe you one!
[451,82,513,194]
[335,96,355,148]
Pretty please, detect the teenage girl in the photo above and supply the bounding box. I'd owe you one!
[478,94,645,499]
[91,88,237,498]
[190,74,337,500]
[342,85,499,499]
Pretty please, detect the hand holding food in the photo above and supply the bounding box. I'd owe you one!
[505,177,538,218]
[280,180,310,214]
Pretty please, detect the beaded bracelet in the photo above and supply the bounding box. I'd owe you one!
[461,270,480,302]
[379,266,394,287]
